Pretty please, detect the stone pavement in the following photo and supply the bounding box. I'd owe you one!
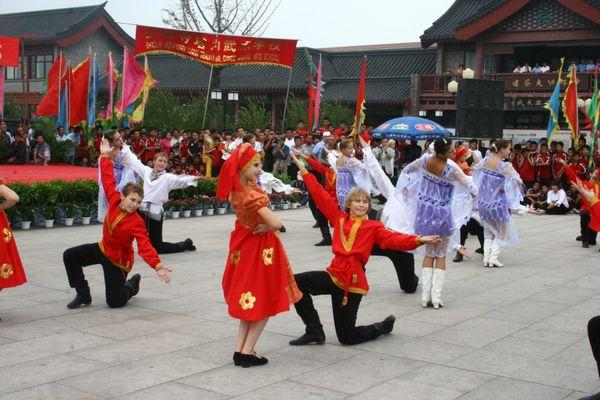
[1,208,599,399]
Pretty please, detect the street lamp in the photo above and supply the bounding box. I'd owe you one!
[447,80,458,93]
[462,68,475,79]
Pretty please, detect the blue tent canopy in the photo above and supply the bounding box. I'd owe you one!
[371,117,453,140]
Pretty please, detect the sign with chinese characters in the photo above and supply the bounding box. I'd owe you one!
[135,25,297,68]
[488,73,593,93]
[509,97,547,110]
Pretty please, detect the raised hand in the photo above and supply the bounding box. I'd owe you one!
[100,138,114,156]
[358,135,369,149]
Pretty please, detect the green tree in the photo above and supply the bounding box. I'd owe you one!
[237,101,269,132]
[283,93,308,130]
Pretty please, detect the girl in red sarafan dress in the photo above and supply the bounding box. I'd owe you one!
[217,143,302,368]
[0,178,27,319]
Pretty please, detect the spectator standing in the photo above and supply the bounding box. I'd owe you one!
[272,137,290,176]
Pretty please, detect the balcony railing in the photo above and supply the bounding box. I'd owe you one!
[420,71,596,96]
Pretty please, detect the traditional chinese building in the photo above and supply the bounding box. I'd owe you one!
[0,2,133,118]
[417,0,600,138]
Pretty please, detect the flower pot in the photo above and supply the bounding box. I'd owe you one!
[282,203,290,210]
[194,209,204,217]
[292,202,299,209]
[217,207,227,215]
[81,216,91,225]
[44,219,54,228]
[205,208,214,216]
[64,217,74,226]
[182,210,191,218]
[171,211,180,219]
[21,221,31,230]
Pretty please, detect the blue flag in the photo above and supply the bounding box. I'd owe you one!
[544,57,565,141]
[87,55,99,126]
[58,83,68,130]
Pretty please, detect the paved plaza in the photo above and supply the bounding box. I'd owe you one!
[0,208,599,399]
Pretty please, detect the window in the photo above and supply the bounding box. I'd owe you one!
[30,55,53,79]
[464,51,476,70]
[5,57,23,80]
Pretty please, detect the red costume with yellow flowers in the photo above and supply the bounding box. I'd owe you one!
[289,169,421,345]
[218,144,302,321]
[0,178,26,290]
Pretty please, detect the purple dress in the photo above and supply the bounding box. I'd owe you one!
[477,166,510,225]
[414,160,454,236]
[335,157,372,210]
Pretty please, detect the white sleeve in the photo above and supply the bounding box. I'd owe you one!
[123,151,151,179]
[168,174,198,191]
[448,160,478,196]
[363,147,394,199]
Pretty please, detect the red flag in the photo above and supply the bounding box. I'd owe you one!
[35,54,66,117]
[307,73,315,133]
[563,64,579,147]
[69,56,90,126]
[0,35,20,67]
[115,48,146,116]
[351,56,367,137]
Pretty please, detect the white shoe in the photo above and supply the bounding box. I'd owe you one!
[489,239,504,267]
[483,239,492,267]
[421,267,433,307]
[431,269,445,309]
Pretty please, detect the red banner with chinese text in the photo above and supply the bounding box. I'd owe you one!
[0,35,19,67]
[134,25,297,68]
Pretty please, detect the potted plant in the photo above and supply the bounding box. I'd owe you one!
[217,200,228,215]
[281,195,291,210]
[193,197,204,217]
[43,205,56,228]
[80,204,92,225]
[18,206,32,230]
[62,203,78,226]
[205,197,215,216]
[170,200,181,219]
[290,192,301,208]
[181,199,192,218]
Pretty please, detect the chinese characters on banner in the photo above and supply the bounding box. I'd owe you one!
[134,25,297,68]
[498,73,591,93]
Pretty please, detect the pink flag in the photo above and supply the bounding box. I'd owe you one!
[115,48,146,116]
[313,54,323,132]
[98,51,118,119]
[0,67,4,117]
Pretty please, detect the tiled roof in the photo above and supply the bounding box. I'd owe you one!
[0,2,133,44]
[421,0,507,46]
[144,46,436,104]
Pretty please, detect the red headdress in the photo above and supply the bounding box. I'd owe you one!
[216,143,260,200]
[453,147,470,162]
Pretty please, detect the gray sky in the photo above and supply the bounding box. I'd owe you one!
[5,0,455,47]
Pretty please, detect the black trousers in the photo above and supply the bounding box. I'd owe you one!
[309,197,331,240]
[293,271,379,345]
[460,218,484,248]
[143,214,185,254]
[371,245,417,293]
[581,210,598,244]
[589,316,600,379]
[545,204,570,215]
[63,243,132,308]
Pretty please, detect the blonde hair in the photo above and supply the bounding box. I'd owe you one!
[343,187,372,212]
[339,139,354,151]
[153,152,169,162]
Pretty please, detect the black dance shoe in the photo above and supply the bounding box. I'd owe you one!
[184,238,196,251]
[373,315,396,336]
[401,275,419,294]
[314,238,332,246]
[289,331,326,346]
[279,226,287,233]
[126,274,141,297]
[576,235,583,241]
[233,351,241,366]
[453,252,464,262]
[578,393,600,400]
[475,247,484,254]
[67,292,92,309]
[583,242,590,248]
[312,223,319,228]
[239,353,268,368]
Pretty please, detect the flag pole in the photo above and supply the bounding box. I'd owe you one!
[281,67,293,133]
[202,64,214,129]
[119,46,127,128]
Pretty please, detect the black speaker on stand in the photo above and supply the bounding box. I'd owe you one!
[455,79,504,139]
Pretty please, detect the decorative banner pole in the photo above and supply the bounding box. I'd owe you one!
[202,65,214,129]
[280,67,293,133]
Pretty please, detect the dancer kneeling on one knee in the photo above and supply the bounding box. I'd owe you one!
[288,153,439,346]
[63,138,171,309]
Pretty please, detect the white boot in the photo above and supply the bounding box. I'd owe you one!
[431,268,445,309]
[489,239,504,267]
[483,239,492,267]
[421,267,433,307]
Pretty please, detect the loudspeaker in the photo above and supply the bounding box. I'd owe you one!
[455,79,504,139]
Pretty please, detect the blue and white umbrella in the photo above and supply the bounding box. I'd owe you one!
[371,116,453,140]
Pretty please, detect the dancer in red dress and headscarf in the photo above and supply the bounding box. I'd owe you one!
[217,143,302,368]
[0,178,27,321]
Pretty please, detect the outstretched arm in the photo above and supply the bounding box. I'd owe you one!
[99,139,121,209]
[374,224,440,251]
[359,136,394,199]
[131,222,171,283]
[0,182,19,211]
[292,152,341,225]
